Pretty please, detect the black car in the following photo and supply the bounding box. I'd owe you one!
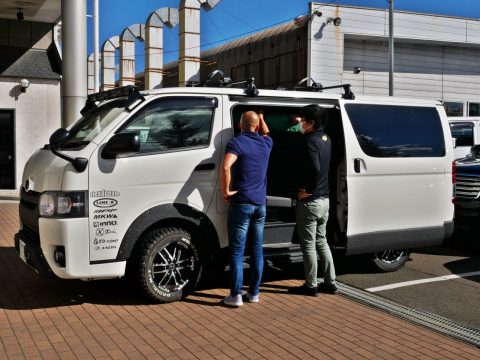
[455,145,480,228]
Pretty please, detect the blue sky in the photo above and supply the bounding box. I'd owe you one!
[87,0,480,72]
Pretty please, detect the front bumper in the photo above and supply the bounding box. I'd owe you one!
[16,217,126,280]
[15,218,92,279]
[455,199,480,217]
[14,230,54,277]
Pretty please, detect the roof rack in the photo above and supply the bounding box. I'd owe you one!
[294,77,355,100]
[80,85,145,116]
[186,70,259,97]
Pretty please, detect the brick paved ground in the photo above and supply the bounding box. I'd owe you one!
[0,202,478,359]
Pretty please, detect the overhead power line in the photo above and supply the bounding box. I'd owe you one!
[96,0,338,59]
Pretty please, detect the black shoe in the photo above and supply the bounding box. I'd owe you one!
[318,282,338,294]
[288,284,320,297]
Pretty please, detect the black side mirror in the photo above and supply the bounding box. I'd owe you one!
[48,128,88,172]
[102,132,140,159]
[49,128,70,146]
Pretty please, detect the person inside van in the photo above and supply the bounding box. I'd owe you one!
[221,110,272,307]
[289,104,337,297]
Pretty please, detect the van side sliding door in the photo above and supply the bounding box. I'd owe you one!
[339,101,453,255]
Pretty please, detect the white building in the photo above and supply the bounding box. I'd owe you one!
[0,2,62,198]
[310,2,480,116]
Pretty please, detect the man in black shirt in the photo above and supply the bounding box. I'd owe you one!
[289,104,337,297]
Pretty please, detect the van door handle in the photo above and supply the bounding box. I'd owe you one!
[194,163,215,171]
[354,158,361,173]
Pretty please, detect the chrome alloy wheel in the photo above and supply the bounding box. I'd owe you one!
[372,249,410,272]
[150,241,196,292]
[374,249,409,264]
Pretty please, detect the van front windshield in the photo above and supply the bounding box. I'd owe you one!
[58,99,127,149]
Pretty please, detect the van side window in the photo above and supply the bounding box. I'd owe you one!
[345,104,445,157]
[119,97,216,154]
[449,122,474,147]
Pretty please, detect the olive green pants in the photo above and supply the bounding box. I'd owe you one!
[295,198,336,288]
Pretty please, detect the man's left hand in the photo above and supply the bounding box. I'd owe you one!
[297,189,311,200]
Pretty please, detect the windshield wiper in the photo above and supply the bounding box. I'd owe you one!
[57,140,90,149]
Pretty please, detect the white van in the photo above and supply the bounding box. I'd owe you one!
[15,82,455,302]
[448,117,480,159]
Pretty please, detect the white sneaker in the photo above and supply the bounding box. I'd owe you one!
[246,293,259,303]
[223,294,243,307]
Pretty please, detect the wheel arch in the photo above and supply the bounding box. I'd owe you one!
[116,203,220,263]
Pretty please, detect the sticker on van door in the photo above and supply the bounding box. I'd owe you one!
[93,198,117,207]
[90,189,121,261]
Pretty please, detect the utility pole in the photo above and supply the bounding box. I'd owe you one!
[388,0,394,96]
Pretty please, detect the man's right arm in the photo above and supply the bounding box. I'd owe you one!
[258,110,270,136]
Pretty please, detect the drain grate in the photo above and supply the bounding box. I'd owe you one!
[337,282,480,348]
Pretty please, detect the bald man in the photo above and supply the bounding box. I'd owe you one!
[221,110,272,307]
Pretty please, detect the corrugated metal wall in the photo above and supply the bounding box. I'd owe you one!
[342,38,480,100]
[160,22,308,89]
[310,3,480,102]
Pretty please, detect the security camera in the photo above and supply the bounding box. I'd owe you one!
[19,78,30,92]
[353,67,362,74]
[327,17,342,26]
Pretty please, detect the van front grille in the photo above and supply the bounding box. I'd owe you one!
[20,187,40,231]
[456,175,480,200]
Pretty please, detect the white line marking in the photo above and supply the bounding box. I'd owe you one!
[366,271,480,292]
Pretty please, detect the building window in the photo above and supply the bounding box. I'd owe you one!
[468,103,480,117]
[443,102,464,117]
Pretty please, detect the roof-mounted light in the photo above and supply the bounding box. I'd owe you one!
[81,85,145,116]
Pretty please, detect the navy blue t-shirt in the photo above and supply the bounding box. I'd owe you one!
[225,132,273,205]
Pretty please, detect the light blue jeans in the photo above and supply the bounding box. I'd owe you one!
[227,203,266,297]
[295,198,336,288]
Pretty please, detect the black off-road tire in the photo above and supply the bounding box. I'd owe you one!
[372,249,410,272]
[134,227,202,302]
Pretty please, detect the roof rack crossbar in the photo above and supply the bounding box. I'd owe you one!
[187,70,259,97]
[293,77,355,99]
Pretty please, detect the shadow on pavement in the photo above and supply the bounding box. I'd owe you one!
[413,227,480,285]
[0,241,387,311]
[0,246,308,310]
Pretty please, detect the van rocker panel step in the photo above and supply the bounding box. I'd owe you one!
[346,222,453,255]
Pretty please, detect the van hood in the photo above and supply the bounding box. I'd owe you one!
[22,149,70,193]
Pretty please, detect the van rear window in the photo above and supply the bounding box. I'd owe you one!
[345,104,445,158]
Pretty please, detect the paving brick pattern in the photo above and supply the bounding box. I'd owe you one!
[0,202,478,359]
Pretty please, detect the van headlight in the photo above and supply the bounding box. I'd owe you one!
[39,191,88,218]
